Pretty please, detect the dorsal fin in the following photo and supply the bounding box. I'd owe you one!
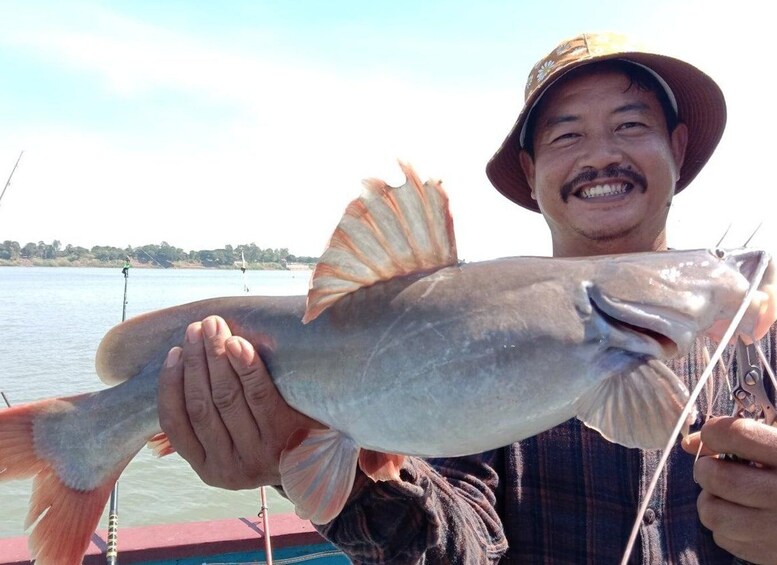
[303,161,458,323]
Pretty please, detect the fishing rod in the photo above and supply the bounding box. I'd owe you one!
[259,486,273,565]
[0,151,24,208]
[105,257,131,565]
[237,257,273,564]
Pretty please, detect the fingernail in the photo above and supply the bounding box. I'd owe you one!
[185,324,202,344]
[225,337,244,360]
[203,317,218,338]
[165,348,182,368]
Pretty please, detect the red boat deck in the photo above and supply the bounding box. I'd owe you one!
[0,512,333,564]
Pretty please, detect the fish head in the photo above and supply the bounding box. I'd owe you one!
[706,247,776,344]
[587,248,776,357]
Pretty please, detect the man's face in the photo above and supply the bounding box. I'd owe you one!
[519,68,688,256]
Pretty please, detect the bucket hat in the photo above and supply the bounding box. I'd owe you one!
[485,32,727,212]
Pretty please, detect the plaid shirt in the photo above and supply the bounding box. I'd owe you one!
[316,328,776,564]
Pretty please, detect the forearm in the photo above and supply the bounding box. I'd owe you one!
[315,451,507,564]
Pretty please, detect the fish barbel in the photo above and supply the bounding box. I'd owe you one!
[1,162,776,564]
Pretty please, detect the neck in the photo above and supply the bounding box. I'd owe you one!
[551,231,668,258]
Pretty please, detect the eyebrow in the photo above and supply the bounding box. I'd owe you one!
[541,101,653,130]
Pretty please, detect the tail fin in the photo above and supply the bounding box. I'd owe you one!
[0,398,137,565]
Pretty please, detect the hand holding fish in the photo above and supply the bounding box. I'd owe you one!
[2,164,776,564]
[158,315,322,490]
[682,417,777,564]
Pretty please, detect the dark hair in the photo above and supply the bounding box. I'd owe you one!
[521,60,679,157]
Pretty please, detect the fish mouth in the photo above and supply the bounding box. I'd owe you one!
[588,285,684,359]
[718,247,777,342]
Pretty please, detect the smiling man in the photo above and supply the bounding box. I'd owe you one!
[518,63,688,256]
[159,33,777,563]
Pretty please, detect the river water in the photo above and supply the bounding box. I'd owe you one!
[0,266,312,538]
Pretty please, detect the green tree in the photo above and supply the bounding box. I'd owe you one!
[0,240,21,260]
[21,242,37,258]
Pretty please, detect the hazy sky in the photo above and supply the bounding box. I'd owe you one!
[0,0,774,261]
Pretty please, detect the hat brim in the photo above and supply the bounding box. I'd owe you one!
[485,52,727,212]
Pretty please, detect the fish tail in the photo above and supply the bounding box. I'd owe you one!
[0,398,135,565]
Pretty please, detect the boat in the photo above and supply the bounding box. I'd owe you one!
[0,512,348,564]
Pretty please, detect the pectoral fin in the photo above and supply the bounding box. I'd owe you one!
[574,359,696,449]
[280,428,360,525]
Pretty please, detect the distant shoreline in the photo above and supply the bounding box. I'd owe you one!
[0,258,313,270]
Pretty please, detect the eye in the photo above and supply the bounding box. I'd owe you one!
[550,131,580,144]
[714,249,726,259]
[617,121,646,131]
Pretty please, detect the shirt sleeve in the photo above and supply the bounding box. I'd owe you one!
[314,449,508,564]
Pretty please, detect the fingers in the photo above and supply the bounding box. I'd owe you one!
[158,316,261,489]
[680,431,717,457]
[199,319,263,470]
[697,490,776,562]
[699,417,777,467]
[694,456,775,509]
[686,416,777,562]
[224,335,326,451]
[158,345,205,467]
[180,319,237,477]
[157,315,320,490]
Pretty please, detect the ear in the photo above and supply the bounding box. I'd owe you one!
[518,150,538,200]
[670,122,689,176]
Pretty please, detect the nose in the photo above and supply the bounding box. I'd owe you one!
[577,131,625,172]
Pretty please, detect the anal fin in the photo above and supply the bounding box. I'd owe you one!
[359,449,404,482]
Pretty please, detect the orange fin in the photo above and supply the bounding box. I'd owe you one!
[358,449,404,482]
[574,359,696,449]
[0,399,137,565]
[303,161,458,323]
[146,432,176,457]
[279,428,360,525]
[26,465,127,565]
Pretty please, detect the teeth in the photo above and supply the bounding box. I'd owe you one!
[579,183,628,199]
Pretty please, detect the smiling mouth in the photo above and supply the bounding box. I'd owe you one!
[575,182,634,200]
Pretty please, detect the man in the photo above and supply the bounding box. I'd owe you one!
[158,33,777,563]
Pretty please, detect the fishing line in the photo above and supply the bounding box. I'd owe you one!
[715,223,732,248]
[743,222,764,248]
[0,151,23,209]
[757,346,777,392]
[694,346,737,465]
[619,250,771,565]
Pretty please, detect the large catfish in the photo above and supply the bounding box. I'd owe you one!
[1,163,776,564]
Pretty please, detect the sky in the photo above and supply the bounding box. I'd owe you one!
[0,0,774,262]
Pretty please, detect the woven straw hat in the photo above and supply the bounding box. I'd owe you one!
[485,32,727,212]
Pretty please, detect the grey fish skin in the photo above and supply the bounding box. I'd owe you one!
[4,246,775,564]
[8,160,775,564]
[86,247,770,464]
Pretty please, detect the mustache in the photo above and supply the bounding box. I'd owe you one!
[560,166,647,202]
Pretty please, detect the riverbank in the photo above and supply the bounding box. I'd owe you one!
[0,258,312,270]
